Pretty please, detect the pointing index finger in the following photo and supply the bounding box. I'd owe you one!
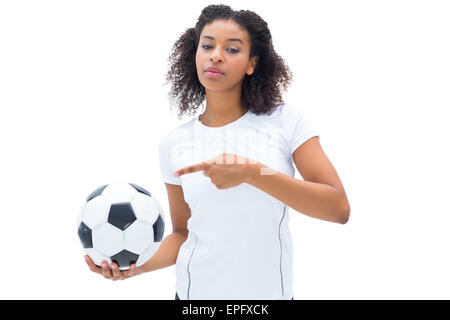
[174,162,209,177]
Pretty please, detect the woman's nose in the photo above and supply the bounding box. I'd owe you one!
[210,50,223,63]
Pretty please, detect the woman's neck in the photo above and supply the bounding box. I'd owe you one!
[199,105,248,127]
[200,89,248,127]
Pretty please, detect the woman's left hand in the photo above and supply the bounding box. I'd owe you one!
[174,153,259,190]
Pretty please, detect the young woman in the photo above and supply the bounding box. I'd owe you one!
[85,4,350,300]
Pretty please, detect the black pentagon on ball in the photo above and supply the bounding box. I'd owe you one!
[129,183,152,197]
[86,184,108,202]
[108,202,137,231]
[78,221,93,248]
[153,214,165,242]
[111,250,139,269]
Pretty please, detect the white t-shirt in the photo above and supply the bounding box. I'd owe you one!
[159,103,320,300]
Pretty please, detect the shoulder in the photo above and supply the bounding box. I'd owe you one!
[277,103,307,122]
[248,103,306,128]
[159,117,196,148]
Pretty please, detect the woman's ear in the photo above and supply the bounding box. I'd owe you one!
[247,56,259,75]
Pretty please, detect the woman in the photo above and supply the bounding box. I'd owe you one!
[85,4,350,300]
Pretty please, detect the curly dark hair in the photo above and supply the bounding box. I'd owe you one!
[164,4,293,120]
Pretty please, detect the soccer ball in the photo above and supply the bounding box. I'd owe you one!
[77,182,165,270]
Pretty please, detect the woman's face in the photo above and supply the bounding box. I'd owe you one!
[196,19,258,91]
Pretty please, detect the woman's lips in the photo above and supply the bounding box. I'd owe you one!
[205,71,224,78]
[205,67,224,74]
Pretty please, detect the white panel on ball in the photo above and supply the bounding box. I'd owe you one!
[101,182,137,203]
[123,220,154,254]
[131,192,160,224]
[93,223,124,256]
[153,197,164,218]
[83,196,111,230]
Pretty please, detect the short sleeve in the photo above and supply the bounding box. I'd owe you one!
[158,133,182,185]
[286,105,320,155]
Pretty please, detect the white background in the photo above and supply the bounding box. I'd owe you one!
[0,0,449,299]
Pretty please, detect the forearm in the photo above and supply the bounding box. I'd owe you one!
[245,163,349,224]
[142,231,187,273]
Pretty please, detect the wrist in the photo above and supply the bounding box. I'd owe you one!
[244,163,262,184]
[244,162,279,184]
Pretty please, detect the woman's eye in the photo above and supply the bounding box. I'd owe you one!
[201,45,239,54]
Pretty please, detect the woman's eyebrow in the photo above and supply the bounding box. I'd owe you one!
[201,35,243,44]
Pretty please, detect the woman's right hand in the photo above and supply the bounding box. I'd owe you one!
[84,255,144,281]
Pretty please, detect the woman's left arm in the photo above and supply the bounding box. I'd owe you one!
[245,137,350,224]
[174,137,350,224]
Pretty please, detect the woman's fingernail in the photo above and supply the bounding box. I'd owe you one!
[174,172,179,177]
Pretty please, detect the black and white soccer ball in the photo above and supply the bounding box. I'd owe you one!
[77,182,165,270]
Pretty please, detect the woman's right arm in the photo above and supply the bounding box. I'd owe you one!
[141,182,191,273]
